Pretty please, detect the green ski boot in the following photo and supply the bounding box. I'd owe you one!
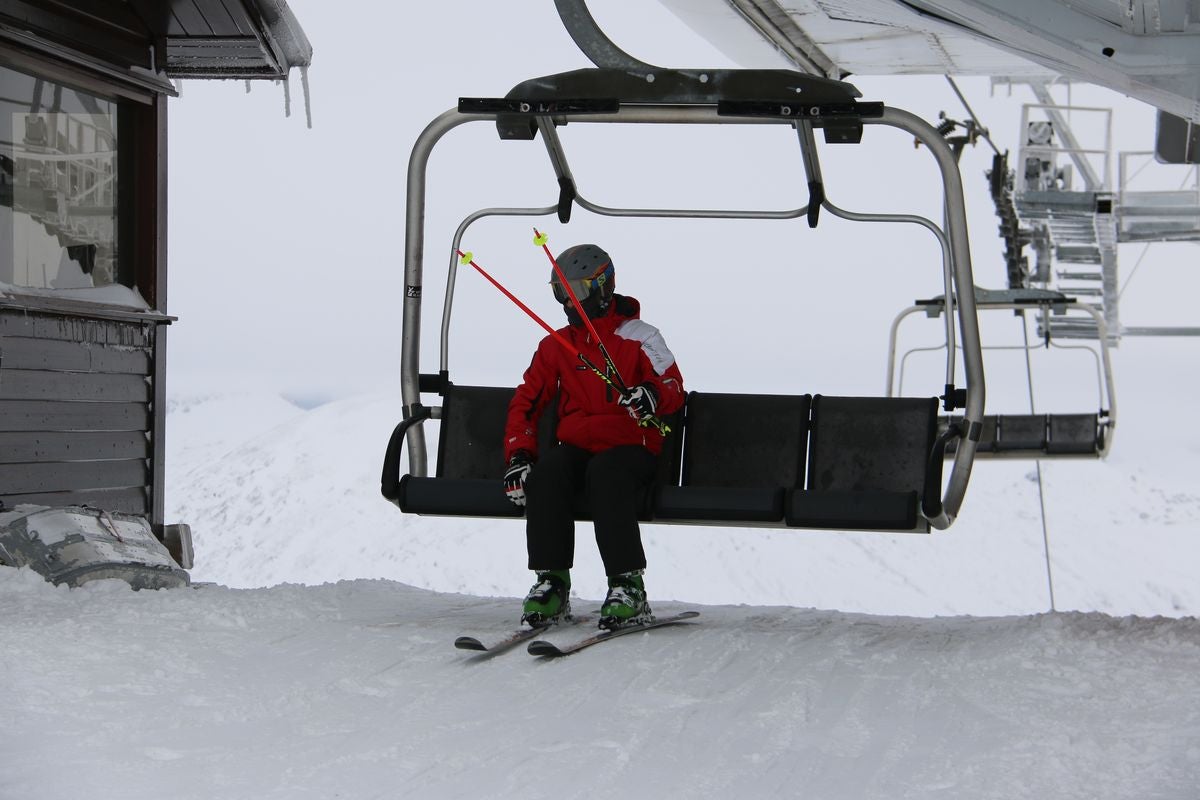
[599,571,654,630]
[521,569,571,628]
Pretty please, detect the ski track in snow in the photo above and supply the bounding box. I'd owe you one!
[1,569,1198,800]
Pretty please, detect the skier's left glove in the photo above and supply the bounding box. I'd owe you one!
[503,451,534,507]
[618,383,658,422]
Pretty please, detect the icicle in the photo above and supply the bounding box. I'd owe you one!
[300,65,312,129]
[244,80,251,94]
[283,74,292,118]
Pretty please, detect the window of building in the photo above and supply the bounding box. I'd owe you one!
[1,61,135,300]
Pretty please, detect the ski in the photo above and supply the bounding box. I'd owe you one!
[527,610,700,657]
[455,615,590,657]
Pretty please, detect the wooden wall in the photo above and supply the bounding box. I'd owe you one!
[0,307,167,516]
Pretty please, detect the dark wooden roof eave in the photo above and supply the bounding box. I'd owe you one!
[0,0,311,86]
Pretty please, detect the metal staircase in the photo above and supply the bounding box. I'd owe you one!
[999,86,1200,343]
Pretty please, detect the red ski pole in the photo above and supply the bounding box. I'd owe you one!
[456,249,630,399]
[531,230,671,436]
[532,228,631,395]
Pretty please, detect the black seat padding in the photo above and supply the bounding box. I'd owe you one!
[655,392,811,522]
[943,413,1101,457]
[996,414,1047,451]
[437,386,523,479]
[399,474,523,518]
[399,385,534,517]
[400,384,683,520]
[1047,413,1101,455]
[398,386,948,531]
[788,395,937,531]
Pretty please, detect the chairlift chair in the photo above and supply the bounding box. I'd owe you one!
[381,67,987,533]
[888,287,1116,458]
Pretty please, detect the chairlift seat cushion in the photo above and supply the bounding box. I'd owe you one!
[398,476,523,518]
[785,488,919,530]
[655,485,784,522]
[996,414,1047,451]
[1046,413,1100,455]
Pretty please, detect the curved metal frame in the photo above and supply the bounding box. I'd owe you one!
[400,104,985,529]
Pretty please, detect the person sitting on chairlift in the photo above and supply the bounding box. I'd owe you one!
[503,244,685,631]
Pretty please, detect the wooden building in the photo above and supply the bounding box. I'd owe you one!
[0,1,311,572]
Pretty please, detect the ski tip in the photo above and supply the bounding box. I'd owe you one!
[454,636,487,651]
[677,610,700,620]
[527,640,565,657]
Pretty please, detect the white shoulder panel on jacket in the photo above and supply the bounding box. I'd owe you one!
[615,318,676,375]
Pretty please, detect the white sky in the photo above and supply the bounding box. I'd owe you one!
[164,1,1198,408]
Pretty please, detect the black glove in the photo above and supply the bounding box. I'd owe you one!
[618,383,658,422]
[503,451,534,506]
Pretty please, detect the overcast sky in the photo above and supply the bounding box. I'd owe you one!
[163,1,1195,410]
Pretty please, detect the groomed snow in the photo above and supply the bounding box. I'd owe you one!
[2,567,1197,799]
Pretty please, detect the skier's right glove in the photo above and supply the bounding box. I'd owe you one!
[503,451,534,507]
[618,383,658,423]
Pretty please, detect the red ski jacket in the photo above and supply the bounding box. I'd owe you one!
[504,295,685,461]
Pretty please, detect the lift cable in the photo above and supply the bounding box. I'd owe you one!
[1022,316,1058,611]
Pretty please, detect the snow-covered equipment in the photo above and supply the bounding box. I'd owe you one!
[0,505,190,589]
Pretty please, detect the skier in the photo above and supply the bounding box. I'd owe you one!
[503,243,685,631]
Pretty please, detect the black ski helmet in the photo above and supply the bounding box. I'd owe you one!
[550,244,615,310]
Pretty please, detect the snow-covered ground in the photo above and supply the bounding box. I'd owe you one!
[3,567,1198,800]
[6,347,1197,797]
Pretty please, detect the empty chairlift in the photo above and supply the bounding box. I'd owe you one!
[888,287,1115,458]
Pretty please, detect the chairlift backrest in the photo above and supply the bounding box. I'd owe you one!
[437,385,522,480]
[783,395,939,532]
[808,395,938,494]
[681,392,810,489]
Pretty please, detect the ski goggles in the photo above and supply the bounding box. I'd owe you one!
[550,263,611,305]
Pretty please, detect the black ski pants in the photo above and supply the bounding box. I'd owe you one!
[524,443,657,577]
